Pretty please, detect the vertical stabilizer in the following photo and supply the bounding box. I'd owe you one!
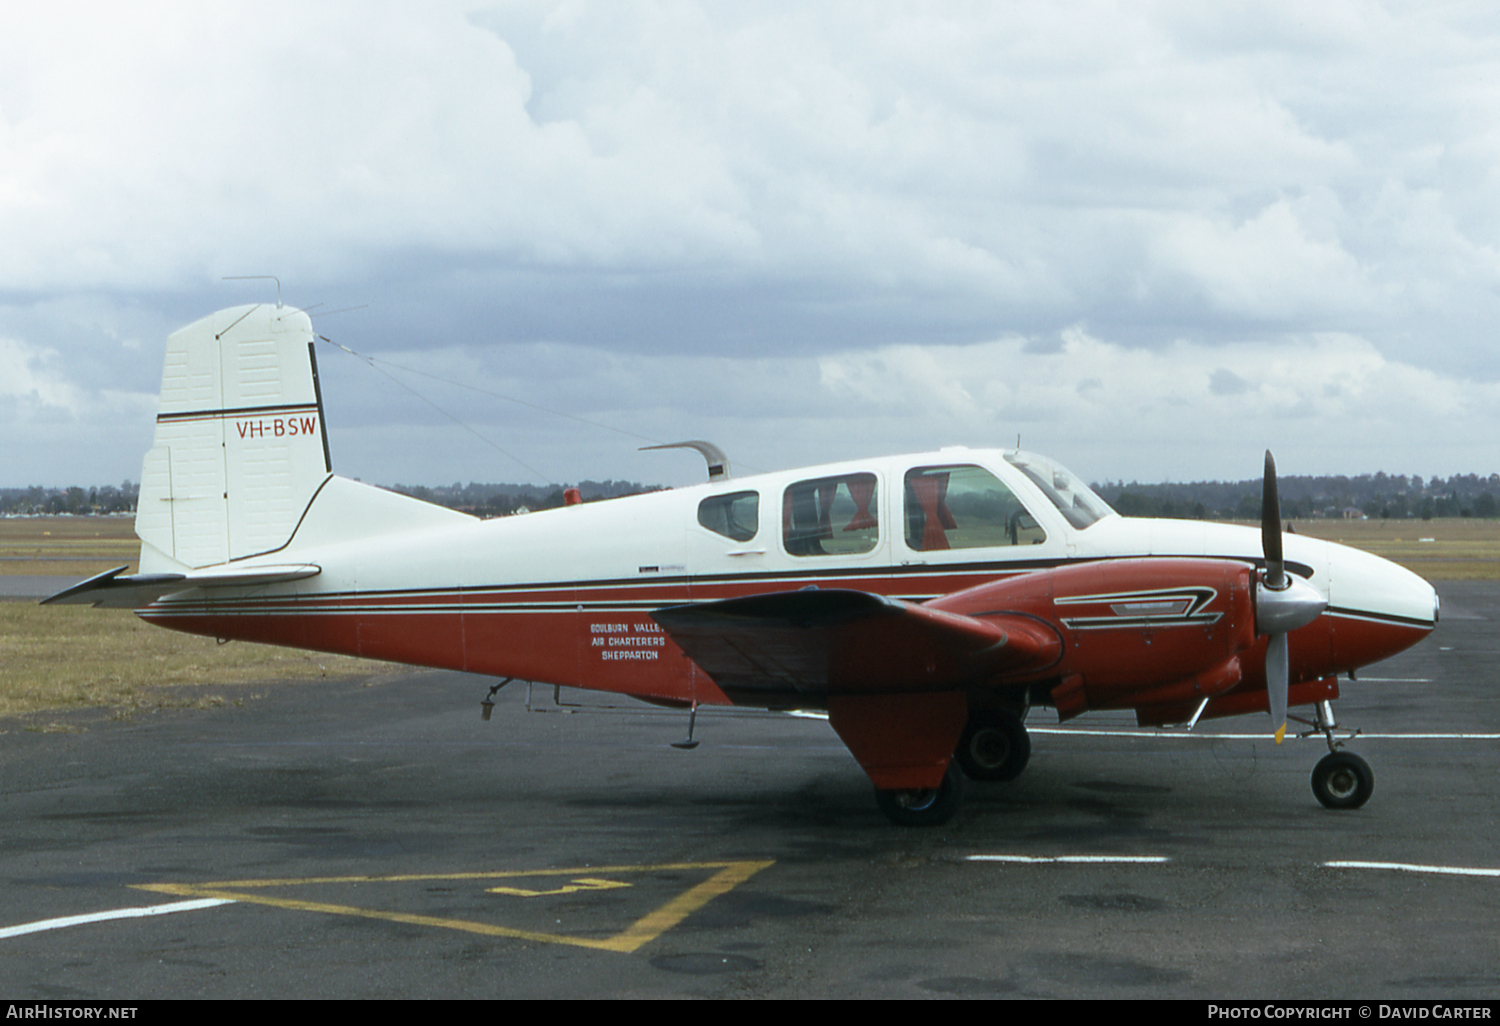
[135,304,332,570]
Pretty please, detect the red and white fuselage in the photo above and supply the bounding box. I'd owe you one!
[49,305,1438,817]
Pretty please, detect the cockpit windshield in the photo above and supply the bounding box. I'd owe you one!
[1003,450,1116,530]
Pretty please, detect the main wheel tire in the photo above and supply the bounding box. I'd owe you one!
[874,763,965,827]
[955,710,1031,782]
[1311,751,1375,810]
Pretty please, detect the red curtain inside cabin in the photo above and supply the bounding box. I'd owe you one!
[844,476,877,532]
[909,473,953,550]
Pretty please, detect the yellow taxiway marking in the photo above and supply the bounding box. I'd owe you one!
[486,877,632,897]
[131,861,773,954]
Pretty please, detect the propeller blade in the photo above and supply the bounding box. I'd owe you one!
[1266,631,1289,744]
[1257,450,1317,743]
[1261,450,1285,590]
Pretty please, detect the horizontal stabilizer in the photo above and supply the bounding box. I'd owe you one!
[653,588,1059,695]
[42,563,321,609]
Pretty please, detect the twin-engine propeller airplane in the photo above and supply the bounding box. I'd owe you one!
[47,304,1440,825]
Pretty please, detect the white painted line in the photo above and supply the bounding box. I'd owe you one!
[0,898,234,939]
[1031,727,1266,739]
[1030,727,1500,740]
[1324,861,1500,878]
[966,855,1170,864]
[1354,733,1500,740]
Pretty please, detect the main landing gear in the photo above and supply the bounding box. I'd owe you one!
[1300,700,1375,810]
[874,763,967,827]
[874,709,1033,827]
[954,709,1031,782]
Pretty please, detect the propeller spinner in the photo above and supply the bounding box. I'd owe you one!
[1255,451,1327,742]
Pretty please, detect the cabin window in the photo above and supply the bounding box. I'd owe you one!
[697,490,759,542]
[782,473,879,556]
[903,465,1046,550]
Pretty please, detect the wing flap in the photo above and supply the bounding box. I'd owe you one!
[653,588,1059,696]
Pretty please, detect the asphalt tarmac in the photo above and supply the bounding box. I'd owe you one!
[1,581,1497,1000]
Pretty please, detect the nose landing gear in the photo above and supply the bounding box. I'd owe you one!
[1297,700,1375,810]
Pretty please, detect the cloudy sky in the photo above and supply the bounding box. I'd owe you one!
[4,1,1500,492]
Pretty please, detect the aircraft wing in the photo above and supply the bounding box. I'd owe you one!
[41,563,321,609]
[652,588,1059,697]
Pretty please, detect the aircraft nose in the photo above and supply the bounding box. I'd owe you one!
[1327,543,1437,624]
[1324,543,1438,669]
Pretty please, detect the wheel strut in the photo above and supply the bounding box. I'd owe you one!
[1298,699,1375,810]
[1290,699,1360,754]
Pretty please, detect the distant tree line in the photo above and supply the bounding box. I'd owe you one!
[1092,471,1500,521]
[6,471,1497,522]
[0,482,139,515]
[385,479,662,517]
[0,479,660,518]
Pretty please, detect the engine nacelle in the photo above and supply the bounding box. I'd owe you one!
[932,558,1259,720]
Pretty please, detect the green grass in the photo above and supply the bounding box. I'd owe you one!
[0,604,393,724]
[1278,517,1500,581]
[0,516,138,577]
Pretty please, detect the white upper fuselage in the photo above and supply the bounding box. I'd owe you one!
[222,445,1437,634]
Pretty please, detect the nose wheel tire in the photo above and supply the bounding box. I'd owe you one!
[1311,751,1374,810]
[955,710,1031,782]
[874,763,965,826]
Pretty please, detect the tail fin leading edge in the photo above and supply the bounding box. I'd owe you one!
[135,304,333,571]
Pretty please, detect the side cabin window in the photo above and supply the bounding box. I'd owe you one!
[903,464,1046,551]
[782,473,879,556]
[697,490,759,542]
